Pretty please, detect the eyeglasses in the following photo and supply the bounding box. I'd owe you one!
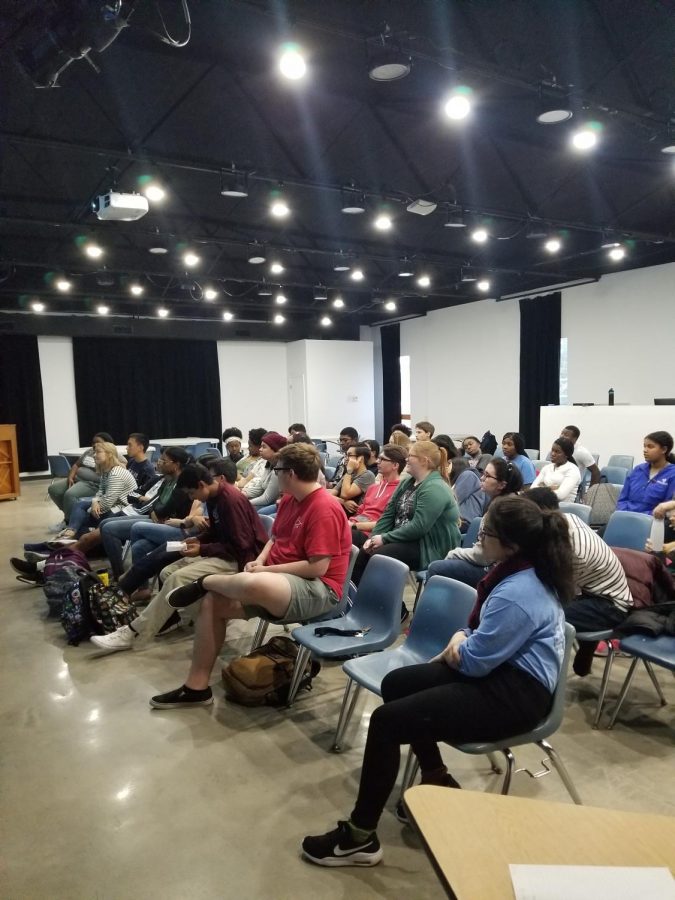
[480,472,498,481]
[478,525,499,540]
[377,456,393,462]
[272,466,291,475]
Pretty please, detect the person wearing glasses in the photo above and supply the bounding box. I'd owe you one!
[426,458,523,588]
[330,444,376,513]
[149,442,352,708]
[301,494,571,868]
[349,444,407,542]
[501,431,536,487]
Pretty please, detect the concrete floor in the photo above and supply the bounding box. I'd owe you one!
[1,482,674,900]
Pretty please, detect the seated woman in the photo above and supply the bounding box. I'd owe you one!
[433,433,459,462]
[57,442,136,539]
[302,494,571,868]
[388,429,411,452]
[349,444,406,545]
[462,435,492,473]
[449,457,485,530]
[350,441,461,587]
[47,431,113,524]
[530,436,581,502]
[501,431,536,487]
[426,458,523,587]
[617,431,675,515]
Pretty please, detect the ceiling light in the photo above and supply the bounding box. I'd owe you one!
[332,297,345,309]
[544,238,562,253]
[31,301,45,313]
[661,143,675,154]
[374,213,393,231]
[278,43,307,80]
[471,228,489,243]
[350,268,365,281]
[85,242,103,259]
[204,288,218,300]
[223,311,234,321]
[608,245,626,261]
[416,274,431,288]
[220,166,249,197]
[248,244,266,264]
[148,245,168,254]
[143,183,166,203]
[275,293,287,305]
[384,300,397,312]
[368,39,411,82]
[270,262,284,275]
[273,313,286,324]
[183,252,200,267]
[477,279,491,292]
[341,189,366,214]
[571,122,601,151]
[444,207,466,227]
[56,278,71,292]
[313,285,328,301]
[333,253,351,270]
[157,307,169,318]
[461,270,477,282]
[257,282,273,296]
[443,86,473,121]
[129,283,144,296]
[536,88,574,125]
[97,304,110,315]
[320,315,332,326]
[270,199,290,218]
[398,258,414,277]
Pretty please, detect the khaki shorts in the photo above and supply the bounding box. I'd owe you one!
[245,575,338,624]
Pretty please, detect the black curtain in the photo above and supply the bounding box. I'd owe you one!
[519,293,561,447]
[0,335,48,471]
[72,338,222,445]
[381,324,401,438]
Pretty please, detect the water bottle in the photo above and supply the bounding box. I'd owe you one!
[608,388,614,406]
[649,516,664,553]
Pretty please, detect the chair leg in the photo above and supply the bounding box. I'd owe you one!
[487,751,503,774]
[592,644,616,729]
[332,679,362,752]
[499,749,515,795]
[607,657,639,730]
[250,619,269,652]
[537,739,582,805]
[643,660,667,706]
[412,579,424,616]
[286,646,312,708]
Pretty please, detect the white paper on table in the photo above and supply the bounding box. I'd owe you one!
[509,865,675,900]
[166,541,187,552]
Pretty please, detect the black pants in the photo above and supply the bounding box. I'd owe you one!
[118,547,181,595]
[350,662,552,831]
[351,540,420,585]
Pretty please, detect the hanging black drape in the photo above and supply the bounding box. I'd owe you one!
[381,324,401,439]
[519,293,561,448]
[0,335,48,471]
[72,338,221,445]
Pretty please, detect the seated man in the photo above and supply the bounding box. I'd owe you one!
[414,420,435,441]
[149,442,351,708]
[236,427,267,482]
[559,425,600,492]
[224,435,244,465]
[91,460,268,653]
[349,444,405,545]
[331,426,359,485]
[330,444,376,514]
[125,433,156,489]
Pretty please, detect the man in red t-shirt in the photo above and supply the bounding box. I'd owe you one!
[150,442,352,709]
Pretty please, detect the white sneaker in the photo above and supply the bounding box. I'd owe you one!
[90,625,136,653]
[48,520,67,533]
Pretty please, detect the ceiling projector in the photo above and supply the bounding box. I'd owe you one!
[92,191,149,222]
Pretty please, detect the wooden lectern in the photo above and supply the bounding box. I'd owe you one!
[0,424,20,500]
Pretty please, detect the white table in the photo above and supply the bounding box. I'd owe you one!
[60,445,157,462]
[150,437,219,447]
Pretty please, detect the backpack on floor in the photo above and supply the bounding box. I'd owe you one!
[42,548,91,617]
[87,581,137,635]
[222,635,320,707]
[61,573,100,645]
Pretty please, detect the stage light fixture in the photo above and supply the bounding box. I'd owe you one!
[220,166,249,197]
[443,86,473,120]
[571,122,601,151]
[248,244,266,264]
[398,258,414,277]
[608,245,626,261]
[341,189,366,215]
[157,307,169,318]
[332,297,345,309]
[313,285,328,301]
[275,293,288,305]
[544,238,562,253]
[270,262,284,275]
[471,228,489,243]
[273,313,286,324]
[85,242,103,259]
[279,44,307,80]
[350,268,365,281]
[384,300,397,312]
[129,283,144,296]
[204,288,218,300]
[223,311,234,321]
[31,301,45,313]
[56,278,72,292]
[97,304,110,315]
[477,279,491,292]
[183,252,200,267]
[320,315,332,327]
[444,207,466,228]
[416,274,431,288]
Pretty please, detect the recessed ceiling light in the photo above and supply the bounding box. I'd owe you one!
[157,307,169,318]
[661,144,675,154]
[544,238,562,253]
[608,246,626,261]
[85,243,103,259]
[149,246,168,254]
[477,279,491,292]
[443,86,473,120]
[332,297,345,309]
[273,312,285,324]
[278,44,307,80]
[143,184,166,202]
[571,123,601,151]
[223,311,234,321]
[384,300,397,312]
[270,262,284,275]
[31,301,45,313]
[203,288,218,301]
[129,284,144,296]
[56,278,72,292]
[183,252,200,267]
[320,315,332,326]
[275,293,287,305]
[350,268,365,281]
[416,274,431,288]
[471,228,489,243]
[270,195,290,218]
[374,213,393,231]
[97,304,110,315]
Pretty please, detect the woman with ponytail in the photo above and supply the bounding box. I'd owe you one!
[350,441,461,587]
[616,431,675,516]
[302,495,573,867]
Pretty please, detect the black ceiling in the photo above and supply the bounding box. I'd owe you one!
[1,0,675,339]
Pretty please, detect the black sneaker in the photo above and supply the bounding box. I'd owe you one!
[157,611,182,636]
[301,821,382,867]
[149,685,213,709]
[166,577,208,609]
[10,557,37,576]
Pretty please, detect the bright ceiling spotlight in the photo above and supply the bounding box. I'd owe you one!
[444,207,466,228]
[220,166,249,197]
[384,299,397,312]
[97,304,110,315]
[270,198,290,218]
[350,267,365,281]
[374,213,393,231]
[332,296,345,309]
[223,311,234,321]
[273,313,286,324]
[544,237,562,253]
[203,288,218,300]
[270,261,284,275]
[471,228,489,243]
[571,122,601,151]
[31,301,45,313]
[278,43,307,80]
[56,278,72,292]
[143,183,166,203]
[608,245,626,261]
[320,315,332,326]
[183,252,200,267]
[341,189,366,215]
[477,279,491,292]
[398,258,414,277]
[443,86,473,121]
[157,307,169,318]
[416,274,431,288]
[129,283,144,296]
[275,293,287,305]
[85,242,103,259]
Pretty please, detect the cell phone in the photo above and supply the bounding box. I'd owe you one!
[166,541,188,552]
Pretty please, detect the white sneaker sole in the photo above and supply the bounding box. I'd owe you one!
[302,848,383,867]
[89,635,133,653]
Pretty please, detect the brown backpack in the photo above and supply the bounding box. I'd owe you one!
[221,635,320,706]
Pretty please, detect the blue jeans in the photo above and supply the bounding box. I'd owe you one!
[130,521,183,563]
[564,595,627,634]
[257,504,278,517]
[67,498,115,537]
[426,557,488,589]
[100,515,150,578]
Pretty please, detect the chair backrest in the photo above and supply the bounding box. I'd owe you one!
[603,510,652,551]
[559,502,592,525]
[534,459,548,474]
[193,441,215,458]
[150,446,162,463]
[600,465,628,486]
[405,576,477,659]
[331,545,361,615]
[48,454,71,478]
[608,454,634,470]
[327,454,342,468]
[344,555,409,640]
[258,514,275,536]
[324,465,336,481]
[537,622,576,737]
[592,453,600,465]
[461,516,483,548]
[525,448,539,460]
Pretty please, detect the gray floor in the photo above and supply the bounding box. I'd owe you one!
[2,482,674,899]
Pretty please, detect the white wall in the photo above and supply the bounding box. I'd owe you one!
[361,325,384,442]
[399,300,521,439]
[562,262,675,405]
[217,341,289,437]
[37,336,80,456]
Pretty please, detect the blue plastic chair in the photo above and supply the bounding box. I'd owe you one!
[327,454,342,468]
[462,516,483,549]
[600,465,628,486]
[48,454,71,479]
[607,634,672,729]
[525,449,539,460]
[603,511,652,551]
[399,622,582,804]
[192,441,216,458]
[332,576,477,750]
[608,454,634,471]
[258,514,275,536]
[324,465,336,481]
[559,502,592,525]
[285,555,410,706]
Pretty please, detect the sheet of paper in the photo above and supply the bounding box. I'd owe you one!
[166,541,187,552]
[509,865,675,900]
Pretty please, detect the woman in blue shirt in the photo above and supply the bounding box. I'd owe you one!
[501,431,536,486]
[617,431,675,515]
[302,495,572,868]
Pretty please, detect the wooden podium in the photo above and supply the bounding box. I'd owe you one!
[0,424,20,500]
